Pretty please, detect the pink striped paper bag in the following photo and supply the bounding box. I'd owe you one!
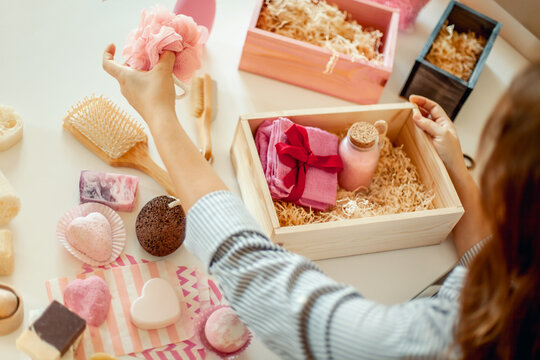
[46,260,194,360]
[77,255,225,360]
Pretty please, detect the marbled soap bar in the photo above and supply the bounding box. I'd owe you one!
[80,170,139,212]
[16,300,86,360]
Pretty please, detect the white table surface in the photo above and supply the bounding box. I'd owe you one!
[0,0,529,359]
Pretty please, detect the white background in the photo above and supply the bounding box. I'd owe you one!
[0,0,529,358]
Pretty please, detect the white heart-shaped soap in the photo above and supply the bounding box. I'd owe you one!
[130,278,180,330]
[66,212,112,262]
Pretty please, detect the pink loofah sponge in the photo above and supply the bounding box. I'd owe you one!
[122,4,208,83]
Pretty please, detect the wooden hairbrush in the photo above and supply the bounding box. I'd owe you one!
[63,95,176,196]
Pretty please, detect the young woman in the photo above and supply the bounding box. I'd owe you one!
[103,44,539,359]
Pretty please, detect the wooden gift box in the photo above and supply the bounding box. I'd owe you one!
[230,103,464,261]
[400,0,501,120]
[238,0,399,104]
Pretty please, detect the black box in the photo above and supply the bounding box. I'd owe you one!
[400,0,501,120]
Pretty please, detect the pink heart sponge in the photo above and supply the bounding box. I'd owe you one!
[64,276,111,326]
[66,212,112,262]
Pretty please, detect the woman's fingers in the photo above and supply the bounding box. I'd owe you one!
[155,51,176,73]
[413,112,443,138]
[418,106,430,118]
[102,43,122,79]
[409,95,449,121]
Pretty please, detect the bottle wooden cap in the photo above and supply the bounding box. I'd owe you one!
[348,122,378,149]
[0,283,24,336]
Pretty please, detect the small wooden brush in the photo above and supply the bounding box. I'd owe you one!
[190,74,213,162]
[63,95,176,196]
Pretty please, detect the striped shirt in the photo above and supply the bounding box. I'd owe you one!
[185,191,485,359]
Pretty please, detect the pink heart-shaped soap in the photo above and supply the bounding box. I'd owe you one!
[66,212,112,262]
[130,278,181,330]
[63,275,111,326]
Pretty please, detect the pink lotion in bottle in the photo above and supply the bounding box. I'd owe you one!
[338,120,388,191]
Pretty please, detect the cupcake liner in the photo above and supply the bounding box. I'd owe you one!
[57,202,126,266]
[194,305,252,359]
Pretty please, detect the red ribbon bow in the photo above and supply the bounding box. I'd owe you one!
[275,124,343,202]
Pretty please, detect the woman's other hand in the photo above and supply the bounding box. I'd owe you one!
[409,95,467,178]
[102,43,176,123]
[410,95,489,256]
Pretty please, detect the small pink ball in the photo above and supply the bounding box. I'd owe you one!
[204,307,249,353]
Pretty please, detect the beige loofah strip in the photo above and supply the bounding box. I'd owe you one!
[274,134,435,227]
[257,0,384,67]
[426,21,486,81]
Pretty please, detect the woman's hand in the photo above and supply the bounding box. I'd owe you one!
[410,95,490,256]
[102,43,176,123]
[409,95,467,178]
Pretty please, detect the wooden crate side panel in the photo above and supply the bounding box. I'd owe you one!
[396,116,463,210]
[247,0,264,28]
[329,0,399,69]
[242,104,414,143]
[449,2,497,37]
[330,0,393,31]
[239,30,390,104]
[274,209,464,260]
[382,12,400,69]
[401,62,467,120]
[230,121,279,237]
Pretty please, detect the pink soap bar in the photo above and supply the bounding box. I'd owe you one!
[79,170,139,212]
[64,276,111,327]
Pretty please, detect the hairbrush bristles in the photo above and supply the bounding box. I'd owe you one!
[65,95,146,159]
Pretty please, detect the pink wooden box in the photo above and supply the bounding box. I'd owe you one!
[238,0,400,104]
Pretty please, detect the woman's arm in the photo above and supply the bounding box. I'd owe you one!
[409,95,491,257]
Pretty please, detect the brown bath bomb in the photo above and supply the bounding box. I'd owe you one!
[136,196,186,256]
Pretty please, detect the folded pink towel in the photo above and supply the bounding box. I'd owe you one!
[255,118,342,211]
[122,4,208,82]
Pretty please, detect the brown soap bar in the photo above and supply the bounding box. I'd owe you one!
[33,300,86,355]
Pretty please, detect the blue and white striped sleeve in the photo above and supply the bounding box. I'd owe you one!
[185,191,465,359]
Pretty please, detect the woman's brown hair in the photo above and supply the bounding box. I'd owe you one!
[457,62,540,359]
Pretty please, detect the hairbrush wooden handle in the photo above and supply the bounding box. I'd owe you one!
[134,156,177,197]
[110,142,177,197]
